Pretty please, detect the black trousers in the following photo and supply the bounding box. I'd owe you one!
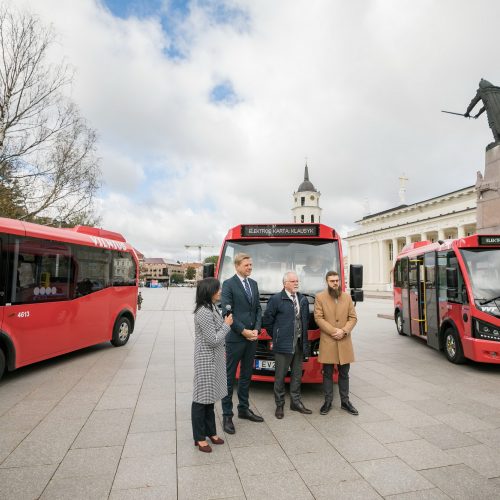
[274,344,303,407]
[191,402,216,442]
[323,363,350,404]
[221,340,257,416]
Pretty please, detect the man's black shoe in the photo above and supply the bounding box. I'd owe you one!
[223,416,235,434]
[341,401,359,415]
[320,402,332,415]
[275,406,284,419]
[290,401,312,414]
[238,409,264,422]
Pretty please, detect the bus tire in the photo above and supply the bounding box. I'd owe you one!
[395,310,404,336]
[444,327,465,364]
[0,349,5,381]
[111,316,131,347]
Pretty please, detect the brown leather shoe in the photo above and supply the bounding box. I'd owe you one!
[194,441,212,453]
[275,406,284,419]
[209,436,224,445]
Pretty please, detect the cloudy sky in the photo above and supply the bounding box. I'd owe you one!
[12,0,500,260]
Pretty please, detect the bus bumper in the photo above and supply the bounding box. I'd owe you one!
[463,337,500,363]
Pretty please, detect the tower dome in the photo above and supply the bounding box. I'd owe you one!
[297,164,317,192]
[292,163,322,224]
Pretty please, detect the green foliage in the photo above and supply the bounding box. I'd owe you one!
[170,272,185,284]
[185,266,196,280]
[204,255,219,265]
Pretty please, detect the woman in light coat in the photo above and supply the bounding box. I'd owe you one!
[192,278,233,453]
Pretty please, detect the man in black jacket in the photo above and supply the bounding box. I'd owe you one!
[220,252,263,434]
[263,271,311,419]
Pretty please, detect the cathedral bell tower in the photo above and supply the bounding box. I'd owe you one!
[292,164,322,223]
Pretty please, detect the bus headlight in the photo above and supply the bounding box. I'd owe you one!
[473,319,500,341]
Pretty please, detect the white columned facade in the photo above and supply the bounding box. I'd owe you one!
[346,186,477,292]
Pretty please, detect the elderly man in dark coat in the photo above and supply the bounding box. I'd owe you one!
[263,271,311,419]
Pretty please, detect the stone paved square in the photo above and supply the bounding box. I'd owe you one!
[1,289,500,499]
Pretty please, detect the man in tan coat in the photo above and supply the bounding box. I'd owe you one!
[314,270,358,416]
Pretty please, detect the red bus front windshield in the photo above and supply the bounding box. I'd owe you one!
[460,248,500,317]
[218,240,340,295]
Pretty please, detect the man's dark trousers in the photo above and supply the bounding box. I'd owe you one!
[323,363,350,404]
[274,344,303,407]
[222,340,257,416]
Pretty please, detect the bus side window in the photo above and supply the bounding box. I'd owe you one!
[401,258,409,288]
[394,260,401,287]
[442,252,467,304]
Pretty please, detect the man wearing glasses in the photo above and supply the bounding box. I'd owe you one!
[263,271,311,419]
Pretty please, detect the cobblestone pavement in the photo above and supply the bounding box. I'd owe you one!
[1,288,500,499]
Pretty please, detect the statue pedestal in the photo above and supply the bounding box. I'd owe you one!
[476,145,500,234]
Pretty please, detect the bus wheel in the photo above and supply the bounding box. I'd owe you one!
[0,349,5,381]
[395,311,404,336]
[111,317,131,347]
[444,328,465,364]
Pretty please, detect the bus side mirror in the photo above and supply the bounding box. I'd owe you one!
[350,289,364,303]
[203,263,215,278]
[446,267,458,299]
[349,264,363,303]
[349,265,363,289]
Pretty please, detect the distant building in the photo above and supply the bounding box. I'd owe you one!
[292,164,322,224]
[345,186,477,291]
[143,258,184,283]
[182,262,204,281]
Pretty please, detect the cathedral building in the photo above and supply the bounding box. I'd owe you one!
[292,164,322,224]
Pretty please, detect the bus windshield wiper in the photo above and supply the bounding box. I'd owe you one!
[480,295,500,305]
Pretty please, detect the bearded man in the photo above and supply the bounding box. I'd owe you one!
[314,270,358,416]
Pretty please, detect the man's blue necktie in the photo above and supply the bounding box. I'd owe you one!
[243,278,252,302]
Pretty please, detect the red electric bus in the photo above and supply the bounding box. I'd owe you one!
[393,234,500,364]
[0,217,138,380]
[208,223,363,383]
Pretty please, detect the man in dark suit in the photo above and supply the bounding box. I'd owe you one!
[221,252,264,434]
[263,271,311,419]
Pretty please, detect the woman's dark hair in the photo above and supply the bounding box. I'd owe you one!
[194,277,221,312]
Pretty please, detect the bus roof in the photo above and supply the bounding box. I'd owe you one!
[0,217,132,252]
[397,234,500,260]
[223,223,338,240]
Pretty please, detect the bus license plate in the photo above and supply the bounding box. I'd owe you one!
[255,360,275,371]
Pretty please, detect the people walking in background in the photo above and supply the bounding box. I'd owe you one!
[263,271,311,419]
[192,278,233,453]
[220,253,264,435]
[314,271,358,416]
[137,291,143,310]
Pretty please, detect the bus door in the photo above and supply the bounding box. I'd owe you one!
[424,252,439,349]
[401,257,411,335]
[409,258,425,336]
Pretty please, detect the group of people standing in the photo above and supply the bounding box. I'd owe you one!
[191,252,358,453]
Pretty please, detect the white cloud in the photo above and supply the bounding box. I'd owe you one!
[14,0,500,258]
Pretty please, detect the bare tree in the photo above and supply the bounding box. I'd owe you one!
[0,6,100,223]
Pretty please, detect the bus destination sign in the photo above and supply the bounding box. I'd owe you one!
[478,236,500,246]
[241,224,320,237]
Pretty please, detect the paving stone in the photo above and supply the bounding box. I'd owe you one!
[289,449,360,486]
[387,439,461,470]
[231,444,294,477]
[224,418,278,448]
[0,464,58,500]
[448,443,500,478]
[123,430,176,457]
[420,464,499,499]
[361,421,419,444]
[274,426,333,455]
[109,485,177,499]
[434,411,496,433]
[72,408,133,448]
[468,426,500,448]
[385,488,452,499]
[112,454,177,490]
[240,470,314,499]
[40,474,113,499]
[405,399,454,416]
[326,431,394,462]
[353,457,434,496]
[177,461,244,499]
[129,410,176,433]
[310,478,383,499]
[412,423,480,450]
[54,445,122,478]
